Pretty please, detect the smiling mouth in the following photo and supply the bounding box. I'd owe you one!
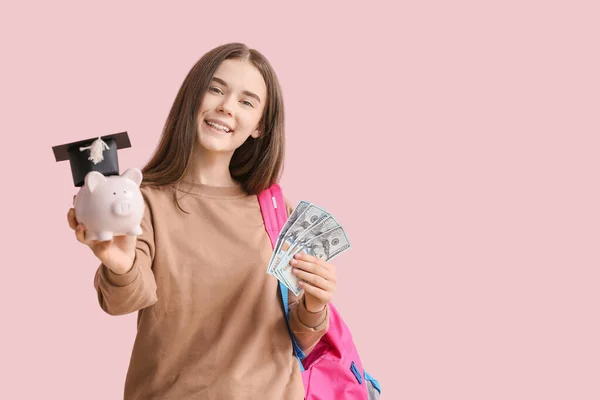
[205,120,233,133]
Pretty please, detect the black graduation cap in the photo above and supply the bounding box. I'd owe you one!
[52,131,131,187]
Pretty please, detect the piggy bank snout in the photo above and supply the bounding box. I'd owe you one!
[112,201,134,216]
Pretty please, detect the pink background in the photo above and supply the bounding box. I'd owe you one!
[2,1,599,399]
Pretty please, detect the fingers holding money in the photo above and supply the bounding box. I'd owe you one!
[267,200,350,299]
[291,254,335,282]
[290,253,336,305]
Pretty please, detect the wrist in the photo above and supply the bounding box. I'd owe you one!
[104,263,138,287]
[108,265,133,275]
[303,296,326,313]
[106,252,136,275]
[106,259,134,276]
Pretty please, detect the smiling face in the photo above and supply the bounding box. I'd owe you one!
[195,58,267,155]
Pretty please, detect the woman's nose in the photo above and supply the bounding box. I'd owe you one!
[217,97,234,116]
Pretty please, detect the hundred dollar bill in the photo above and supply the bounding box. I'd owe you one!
[272,210,331,277]
[277,226,351,296]
[267,202,330,275]
[267,200,310,273]
[273,215,340,274]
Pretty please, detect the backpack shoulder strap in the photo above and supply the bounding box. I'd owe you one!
[258,183,288,246]
[257,184,306,366]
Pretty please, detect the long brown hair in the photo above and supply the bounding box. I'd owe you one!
[141,43,285,196]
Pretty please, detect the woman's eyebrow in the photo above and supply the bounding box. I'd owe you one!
[212,76,262,104]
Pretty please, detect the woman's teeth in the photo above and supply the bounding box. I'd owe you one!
[206,120,232,133]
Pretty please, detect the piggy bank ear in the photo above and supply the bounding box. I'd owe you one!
[85,171,107,193]
[122,168,143,187]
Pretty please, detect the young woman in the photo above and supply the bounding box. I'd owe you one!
[66,43,337,399]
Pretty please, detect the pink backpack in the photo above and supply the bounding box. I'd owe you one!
[258,184,381,400]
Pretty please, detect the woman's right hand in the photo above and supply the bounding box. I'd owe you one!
[67,205,137,275]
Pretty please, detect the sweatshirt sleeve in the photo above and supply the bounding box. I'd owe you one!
[283,195,329,354]
[93,190,158,316]
[288,290,329,354]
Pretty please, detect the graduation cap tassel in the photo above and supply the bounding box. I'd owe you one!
[79,137,110,165]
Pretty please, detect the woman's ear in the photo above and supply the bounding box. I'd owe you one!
[250,128,261,139]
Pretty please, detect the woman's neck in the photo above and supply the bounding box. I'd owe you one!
[188,147,239,187]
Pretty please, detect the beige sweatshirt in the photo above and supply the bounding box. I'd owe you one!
[93,182,329,400]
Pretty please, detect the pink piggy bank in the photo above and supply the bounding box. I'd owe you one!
[74,168,145,241]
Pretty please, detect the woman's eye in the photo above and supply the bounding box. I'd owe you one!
[241,100,255,108]
[209,86,223,94]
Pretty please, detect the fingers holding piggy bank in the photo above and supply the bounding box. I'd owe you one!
[67,168,145,275]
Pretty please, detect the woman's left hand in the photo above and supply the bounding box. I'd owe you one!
[291,252,337,313]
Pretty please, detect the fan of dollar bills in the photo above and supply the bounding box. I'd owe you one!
[267,201,351,296]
